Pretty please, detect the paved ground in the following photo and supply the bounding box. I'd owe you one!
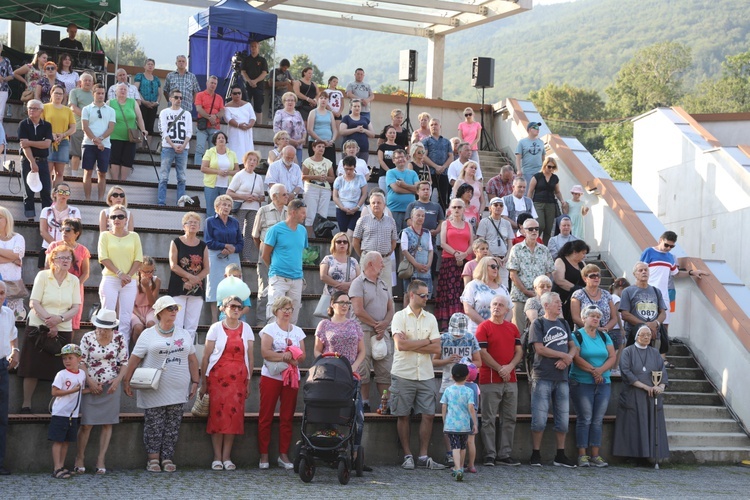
[3,463,750,498]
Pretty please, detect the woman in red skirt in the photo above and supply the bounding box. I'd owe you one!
[435,198,474,330]
[199,295,255,471]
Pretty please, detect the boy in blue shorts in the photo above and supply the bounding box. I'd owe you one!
[49,344,87,479]
[441,363,478,481]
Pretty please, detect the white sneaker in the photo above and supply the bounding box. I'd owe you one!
[402,455,415,470]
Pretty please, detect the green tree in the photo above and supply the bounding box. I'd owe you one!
[288,54,323,84]
[594,122,633,182]
[605,41,692,116]
[99,34,148,67]
[377,83,402,95]
[682,50,750,113]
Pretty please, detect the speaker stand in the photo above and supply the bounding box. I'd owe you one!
[479,87,496,151]
[403,79,414,137]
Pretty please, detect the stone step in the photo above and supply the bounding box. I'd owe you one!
[666,355,699,369]
[667,379,715,393]
[667,343,691,357]
[669,446,750,464]
[664,405,733,419]
[662,367,706,381]
[663,391,723,406]
[667,431,750,448]
[665,418,744,433]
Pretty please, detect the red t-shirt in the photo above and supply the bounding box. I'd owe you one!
[194,91,225,129]
[475,319,521,384]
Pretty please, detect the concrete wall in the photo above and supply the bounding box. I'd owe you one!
[632,109,750,286]
[694,118,750,147]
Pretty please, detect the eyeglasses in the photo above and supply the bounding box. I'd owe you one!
[54,256,72,261]
[524,226,540,232]
[415,293,429,299]
[280,307,294,313]
[28,107,42,111]
[492,202,504,206]
[547,164,557,169]
[488,264,499,270]
[110,192,125,198]
[231,92,242,96]
[464,113,473,117]
[335,240,349,245]
[172,96,183,100]
[663,243,675,249]
[56,189,71,196]
[62,227,74,232]
[164,305,179,312]
[45,67,56,71]
[227,304,244,311]
[450,205,464,210]
[109,214,127,220]
[334,301,352,307]
[587,273,601,279]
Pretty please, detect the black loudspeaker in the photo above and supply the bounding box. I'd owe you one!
[41,30,60,46]
[399,49,418,82]
[471,57,495,88]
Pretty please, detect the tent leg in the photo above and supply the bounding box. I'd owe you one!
[114,14,120,73]
[206,27,211,79]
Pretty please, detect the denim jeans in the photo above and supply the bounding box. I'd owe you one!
[204,186,227,218]
[569,380,611,448]
[158,147,189,206]
[530,378,570,433]
[194,127,219,165]
[0,358,8,468]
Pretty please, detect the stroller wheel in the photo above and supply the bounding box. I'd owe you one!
[337,459,350,485]
[299,456,315,483]
[293,441,303,473]
[354,445,365,477]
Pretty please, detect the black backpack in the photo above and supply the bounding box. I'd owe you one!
[573,328,608,346]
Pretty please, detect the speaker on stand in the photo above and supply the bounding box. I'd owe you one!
[399,49,418,137]
[471,57,496,151]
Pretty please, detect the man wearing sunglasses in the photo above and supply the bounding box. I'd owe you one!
[81,84,116,201]
[19,99,53,218]
[506,219,554,331]
[157,90,193,206]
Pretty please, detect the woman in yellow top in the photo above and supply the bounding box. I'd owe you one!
[18,244,81,413]
[200,131,239,218]
[43,85,76,187]
[98,204,143,347]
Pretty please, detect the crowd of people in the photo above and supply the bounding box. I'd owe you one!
[0,34,711,478]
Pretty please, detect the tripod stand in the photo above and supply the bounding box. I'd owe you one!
[224,62,245,101]
[479,87,497,151]
[403,79,414,137]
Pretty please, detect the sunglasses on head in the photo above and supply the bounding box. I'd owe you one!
[109,214,126,220]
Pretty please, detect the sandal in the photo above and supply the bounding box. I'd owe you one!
[664,361,676,369]
[52,468,71,479]
[211,460,224,471]
[96,468,107,475]
[223,460,236,471]
[73,466,86,475]
[161,460,177,472]
[147,459,161,472]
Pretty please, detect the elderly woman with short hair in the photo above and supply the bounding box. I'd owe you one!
[228,150,266,261]
[571,263,620,347]
[273,91,306,165]
[570,305,616,468]
[461,256,511,334]
[401,206,434,301]
[123,296,199,473]
[205,194,243,323]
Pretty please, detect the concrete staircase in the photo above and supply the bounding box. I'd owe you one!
[478,149,511,180]
[665,342,750,463]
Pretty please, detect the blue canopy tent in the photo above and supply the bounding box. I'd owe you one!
[188,0,277,99]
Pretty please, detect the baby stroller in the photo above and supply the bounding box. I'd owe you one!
[294,353,364,484]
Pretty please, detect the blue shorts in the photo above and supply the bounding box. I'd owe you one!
[82,145,111,173]
[48,140,70,163]
[48,415,80,442]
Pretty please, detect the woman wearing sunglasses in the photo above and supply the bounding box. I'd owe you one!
[199,295,255,471]
[46,218,90,330]
[43,85,76,187]
[34,61,63,104]
[98,186,135,232]
[123,295,200,473]
[461,256,511,334]
[39,182,81,269]
[98,204,143,347]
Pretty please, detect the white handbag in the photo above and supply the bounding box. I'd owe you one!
[371,335,388,361]
[130,351,170,390]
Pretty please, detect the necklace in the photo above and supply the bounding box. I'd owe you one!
[222,319,240,330]
[156,324,175,336]
[635,345,648,372]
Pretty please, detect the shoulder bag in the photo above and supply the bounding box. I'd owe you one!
[5,279,29,300]
[197,93,217,131]
[26,324,64,355]
[115,99,143,144]
[130,346,171,390]
[314,256,352,318]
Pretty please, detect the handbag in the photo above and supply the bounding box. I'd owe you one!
[264,360,289,376]
[197,93,218,131]
[21,87,34,102]
[5,279,29,300]
[397,258,414,280]
[115,99,143,144]
[313,293,330,319]
[231,173,258,214]
[191,392,210,417]
[130,349,170,390]
[26,325,64,355]
[371,335,388,361]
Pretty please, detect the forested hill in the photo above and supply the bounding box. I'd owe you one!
[278,0,749,103]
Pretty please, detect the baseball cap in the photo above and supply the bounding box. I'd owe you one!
[57,344,82,357]
[490,197,504,206]
[527,122,541,130]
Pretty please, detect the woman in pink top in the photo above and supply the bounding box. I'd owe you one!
[435,198,474,330]
[458,107,482,163]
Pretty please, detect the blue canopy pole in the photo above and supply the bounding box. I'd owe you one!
[206,26,211,79]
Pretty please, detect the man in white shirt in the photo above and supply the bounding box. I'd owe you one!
[81,84,116,201]
[265,145,303,196]
[502,177,538,231]
[157,90,193,206]
[448,142,483,186]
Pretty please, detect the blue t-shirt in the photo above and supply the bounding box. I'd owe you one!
[569,328,613,384]
[440,384,475,434]
[515,137,545,175]
[264,221,308,279]
[385,168,419,213]
[438,332,480,392]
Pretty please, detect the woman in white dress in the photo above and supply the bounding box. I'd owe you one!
[224,85,256,160]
